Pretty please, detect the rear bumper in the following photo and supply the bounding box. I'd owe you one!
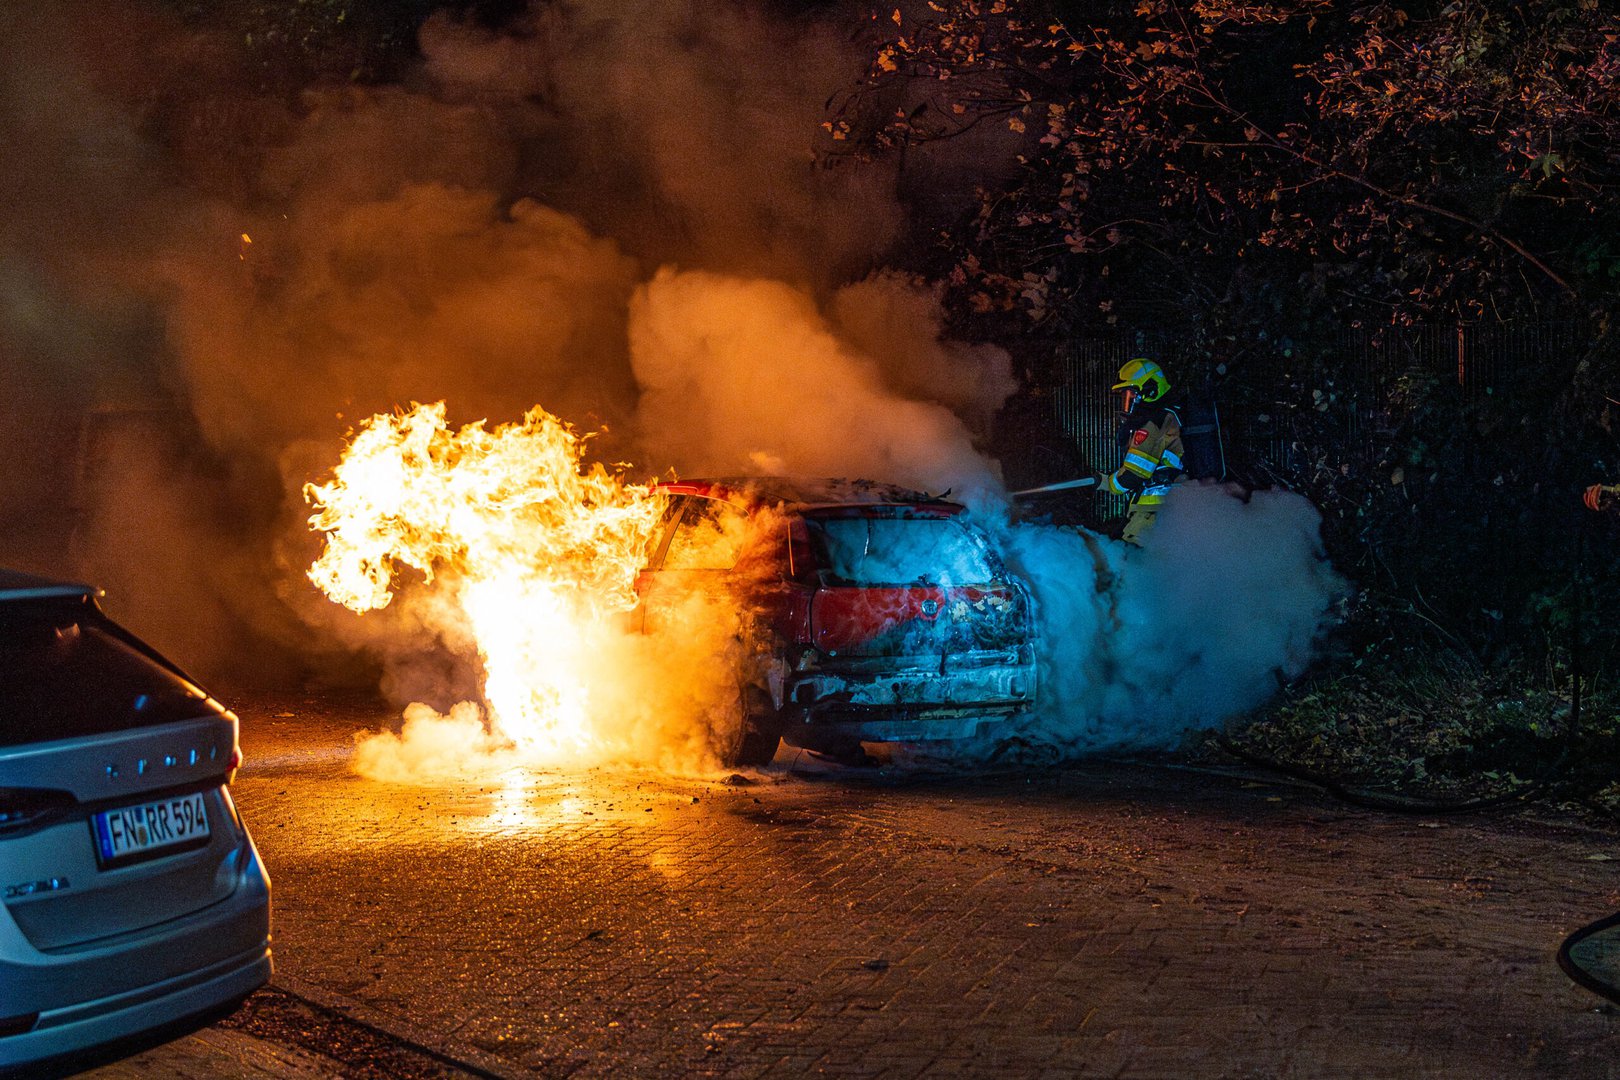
[784,709,1025,745]
[0,836,271,1072]
[781,652,1036,745]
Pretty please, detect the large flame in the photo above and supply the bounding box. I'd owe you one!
[304,401,666,759]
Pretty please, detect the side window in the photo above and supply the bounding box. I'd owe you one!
[645,496,687,568]
[662,498,749,571]
[786,518,817,583]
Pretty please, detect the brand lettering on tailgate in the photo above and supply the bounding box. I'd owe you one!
[103,741,221,784]
[4,877,70,900]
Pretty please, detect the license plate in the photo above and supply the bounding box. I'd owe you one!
[92,792,211,867]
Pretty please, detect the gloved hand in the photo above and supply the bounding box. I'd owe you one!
[1583,483,1618,512]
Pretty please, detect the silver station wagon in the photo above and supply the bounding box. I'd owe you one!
[0,571,270,1075]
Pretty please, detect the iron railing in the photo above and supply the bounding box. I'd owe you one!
[1050,320,1591,517]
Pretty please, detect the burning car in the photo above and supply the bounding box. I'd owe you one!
[0,572,271,1076]
[637,478,1039,765]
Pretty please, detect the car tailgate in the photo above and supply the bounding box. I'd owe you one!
[0,716,244,951]
[811,584,1029,657]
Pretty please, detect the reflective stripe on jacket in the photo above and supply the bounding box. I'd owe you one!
[1104,406,1186,506]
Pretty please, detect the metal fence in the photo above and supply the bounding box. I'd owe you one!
[1050,320,1591,517]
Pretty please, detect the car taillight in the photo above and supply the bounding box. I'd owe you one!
[226,746,243,784]
[0,788,77,836]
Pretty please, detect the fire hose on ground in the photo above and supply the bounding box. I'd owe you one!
[1213,507,1618,1004]
[1558,912,1620,1008]
[1013,472,1617,1001]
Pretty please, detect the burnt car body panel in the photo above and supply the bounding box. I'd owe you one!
[640,478,1038,756]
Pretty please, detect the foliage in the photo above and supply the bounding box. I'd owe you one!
[1212,588,1620,813]
[166,0,440,90]
[833,0,1620,335]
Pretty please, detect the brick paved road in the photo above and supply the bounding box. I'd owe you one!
[220,693,1619,1079]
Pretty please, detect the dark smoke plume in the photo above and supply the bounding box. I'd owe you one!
[1,0,1006,681]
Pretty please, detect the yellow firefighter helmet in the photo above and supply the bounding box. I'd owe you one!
[1112,358,1171,403]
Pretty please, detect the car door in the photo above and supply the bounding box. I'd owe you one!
[637,495,752,636]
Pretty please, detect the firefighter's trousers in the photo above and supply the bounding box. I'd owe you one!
[1121,504,1159,546]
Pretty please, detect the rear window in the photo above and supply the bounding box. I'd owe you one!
[806,515,996,587]
[0,596,216,749]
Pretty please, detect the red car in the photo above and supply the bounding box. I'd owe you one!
[637,478,1039,765]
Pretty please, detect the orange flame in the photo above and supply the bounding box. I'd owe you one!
[304,402,666,759]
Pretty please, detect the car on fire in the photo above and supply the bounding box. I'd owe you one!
[637,478,1038,765]
[0,571,271,1076]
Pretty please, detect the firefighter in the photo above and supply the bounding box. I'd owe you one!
[1095,358,1188,546]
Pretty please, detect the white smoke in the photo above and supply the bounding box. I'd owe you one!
[353,701,515,784]
[628,267,1009,507]
[990,482,1347,754]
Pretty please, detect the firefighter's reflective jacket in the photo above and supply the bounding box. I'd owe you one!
[1103,403,1186,506]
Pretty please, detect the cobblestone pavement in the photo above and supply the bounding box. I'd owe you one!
[216,692,1618,1079]
[83,1028,348,1080]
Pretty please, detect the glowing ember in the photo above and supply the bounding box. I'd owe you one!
[304,402,666,758]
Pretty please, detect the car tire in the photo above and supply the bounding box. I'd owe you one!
[724,684,783,767]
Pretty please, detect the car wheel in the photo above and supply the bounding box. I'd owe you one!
[724,684,783,767]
